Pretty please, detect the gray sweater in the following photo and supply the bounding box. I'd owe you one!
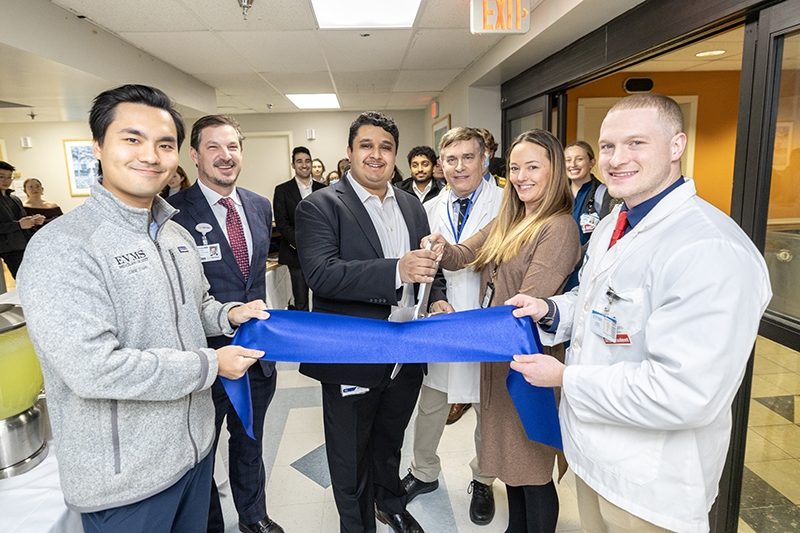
[17,180,237,512]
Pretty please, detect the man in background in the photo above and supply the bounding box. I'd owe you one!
[273,146,324,311]
[0,160,41,278]
[397,146,442,204]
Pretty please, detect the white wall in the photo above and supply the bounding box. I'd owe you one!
[0,108,426,214]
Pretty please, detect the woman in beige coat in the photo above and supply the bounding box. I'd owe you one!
[426,129,580,532]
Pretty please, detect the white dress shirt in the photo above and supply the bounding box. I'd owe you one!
[346,173,413,309]
[295,177,313,199]
[196,178,253,264]
[412,180,433,203]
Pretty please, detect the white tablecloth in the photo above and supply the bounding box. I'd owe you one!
[265,262,292,310]
[0,443,83,533]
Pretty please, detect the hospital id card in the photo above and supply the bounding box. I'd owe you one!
[198,243,222,263]
[591,310,617,343]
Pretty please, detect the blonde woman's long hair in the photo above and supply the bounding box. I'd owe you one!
[470,129,572,271]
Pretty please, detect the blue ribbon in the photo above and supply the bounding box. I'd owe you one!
[224,306,562,449]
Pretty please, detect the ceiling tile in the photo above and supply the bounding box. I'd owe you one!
[118,31,254,75]
[403,29,501,70]
[418,0,472,29]
[332,71,397,94]
[393,69,462,92]
[338,93,391,109]
[319,30,413,72]
[684,61,744,72]
[184,0,317,31]
[52,0,206,32]
[261,71,335,94]
[193,73,283,98]
[217,31,327,72]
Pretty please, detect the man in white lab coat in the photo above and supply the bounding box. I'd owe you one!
[401,127,503,525]
[508,94,771,533]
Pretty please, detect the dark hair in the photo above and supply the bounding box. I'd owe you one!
[477,128,498,153]
[348,111,399,152]
[160,165,191,196]
[190,115,244,152]
[0,161,15,172]
[407,146,437,167]
[292,146,311,162]
[90,85,185,149]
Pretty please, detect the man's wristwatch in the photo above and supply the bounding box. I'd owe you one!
[537,298,556,325]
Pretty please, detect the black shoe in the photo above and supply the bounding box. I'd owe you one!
[376,508,425,533]
[468,480,495,525]
[401,469,439,503]
[239,516,285,533]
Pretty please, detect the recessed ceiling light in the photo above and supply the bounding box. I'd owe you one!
[695,50,726,57]
[286,93,340,109]
[311,0,423,29]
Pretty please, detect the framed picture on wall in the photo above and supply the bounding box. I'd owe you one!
[63,140,98,196]
[432,115,451,155]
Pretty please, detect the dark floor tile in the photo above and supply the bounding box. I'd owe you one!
[740,467,794,510]
[754,396,795,423]
[740,504,800,532]
[290,443,331,488]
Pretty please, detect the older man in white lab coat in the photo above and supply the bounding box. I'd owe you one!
[508,94,771,533]
[401,127,503,526]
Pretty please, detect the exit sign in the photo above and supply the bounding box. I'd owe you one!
[470,0,540,35]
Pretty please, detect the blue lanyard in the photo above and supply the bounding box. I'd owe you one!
[446,190,477,243]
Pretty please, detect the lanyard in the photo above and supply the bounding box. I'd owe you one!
[446,190,477,243]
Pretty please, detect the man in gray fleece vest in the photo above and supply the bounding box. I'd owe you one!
[17,84,269,533]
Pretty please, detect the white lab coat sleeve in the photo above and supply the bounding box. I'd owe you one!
[562,238,771,430]
[539,286,579,346]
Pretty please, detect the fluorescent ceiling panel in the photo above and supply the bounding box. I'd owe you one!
[311,0,423,28]
[286,93,341,109]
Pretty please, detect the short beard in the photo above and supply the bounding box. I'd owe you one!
[414,173,432,184]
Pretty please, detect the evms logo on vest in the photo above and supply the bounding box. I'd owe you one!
[114,249,149,270]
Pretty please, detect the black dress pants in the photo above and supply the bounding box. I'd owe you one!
[322,364,424,533]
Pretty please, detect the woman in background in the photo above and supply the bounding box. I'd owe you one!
[22,178,62,226]
[312,158,326,183]
[160,165,190,198]
[337,158,350,177]
[325,171,340,185]
[426,129,580,533]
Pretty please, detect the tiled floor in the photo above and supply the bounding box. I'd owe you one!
[215,362,582,532]
[740,336,800,532]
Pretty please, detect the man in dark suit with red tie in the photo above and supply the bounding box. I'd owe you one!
[169,115,282,533]
[295,111,452,533]
[273,146,324,311]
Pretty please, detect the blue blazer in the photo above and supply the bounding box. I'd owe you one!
[169,182,275,376]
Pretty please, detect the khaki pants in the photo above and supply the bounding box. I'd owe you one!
[575,476,671,533]
[410,384,495,485]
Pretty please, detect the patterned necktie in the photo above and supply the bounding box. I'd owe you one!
[457,198,470,232]
[218,197,249,280]
[608,210,629,249]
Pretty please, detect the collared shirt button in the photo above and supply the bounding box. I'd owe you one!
[583,302,590,312]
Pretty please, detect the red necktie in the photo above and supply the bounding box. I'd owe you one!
[608,210,629,249]
[218,197,249,280]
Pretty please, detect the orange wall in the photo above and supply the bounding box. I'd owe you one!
[566,71,741,214]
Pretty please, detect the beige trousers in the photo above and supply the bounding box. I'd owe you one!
[575,476,672,533]
[410,384,495,485]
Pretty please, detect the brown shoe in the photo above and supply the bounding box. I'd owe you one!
[446,403,471,425]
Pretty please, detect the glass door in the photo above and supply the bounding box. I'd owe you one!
[503,94,551,150]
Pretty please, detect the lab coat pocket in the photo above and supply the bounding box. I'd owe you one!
[596,287,645,343]
[580,423,666,485]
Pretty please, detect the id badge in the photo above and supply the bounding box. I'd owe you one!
[341,385,370,397]
[591,310,617,343]
[198,244,222,263]
[481,282,495,308]
[579,212,600,234]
